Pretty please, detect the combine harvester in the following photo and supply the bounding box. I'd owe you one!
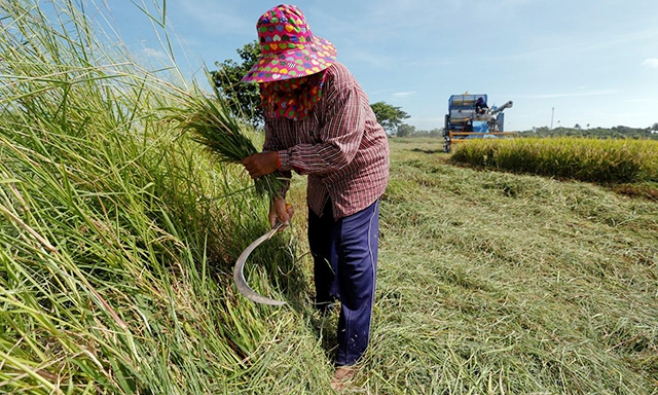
[443,93,515,153]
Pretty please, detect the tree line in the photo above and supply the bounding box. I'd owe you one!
[521,125,658,140]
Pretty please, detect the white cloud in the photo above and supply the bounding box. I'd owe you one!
[499,29,658,63]
[642,58,658,68]
[176,1,252,35]
[523,89,617,99]
[624,98,658,103]
[143,47,169,60]
[392,91,416,98]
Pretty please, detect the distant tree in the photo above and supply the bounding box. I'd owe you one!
[210,40,262,127]
[405,128,442,138]
[396,123,415,137]
[574,123,581,130]
[370,101,409,135]
[520,124,658,140]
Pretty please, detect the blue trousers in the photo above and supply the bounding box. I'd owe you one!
[308,198,379,366]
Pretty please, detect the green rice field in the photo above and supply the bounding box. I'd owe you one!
[0,2,656,394]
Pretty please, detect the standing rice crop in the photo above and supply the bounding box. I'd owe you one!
[0,1,309,394]
[451,137,658,183]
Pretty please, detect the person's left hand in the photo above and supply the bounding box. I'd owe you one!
[242,151,279,179]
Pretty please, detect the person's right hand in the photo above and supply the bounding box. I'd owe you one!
[241,151,279,179]
[269,197,294,229]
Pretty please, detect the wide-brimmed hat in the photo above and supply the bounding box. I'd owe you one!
[241,4,337,83]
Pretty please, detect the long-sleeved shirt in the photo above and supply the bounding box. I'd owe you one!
[263,62,389,220]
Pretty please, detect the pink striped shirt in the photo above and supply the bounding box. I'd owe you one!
[264,62,390,219]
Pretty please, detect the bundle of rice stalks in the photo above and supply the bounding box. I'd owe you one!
[169,85,285,198]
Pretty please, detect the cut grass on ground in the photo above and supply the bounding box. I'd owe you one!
[354,138,657,394]
[1,0,656,391]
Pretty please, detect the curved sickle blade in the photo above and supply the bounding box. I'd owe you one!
[233,222,286,306]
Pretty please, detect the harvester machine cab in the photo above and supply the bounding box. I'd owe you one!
[443,94,513,153]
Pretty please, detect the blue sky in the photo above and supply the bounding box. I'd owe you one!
[95,0,658,132]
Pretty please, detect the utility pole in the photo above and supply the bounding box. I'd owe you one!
[551,107,555,130]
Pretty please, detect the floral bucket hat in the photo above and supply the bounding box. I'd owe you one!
[241,4,337,83]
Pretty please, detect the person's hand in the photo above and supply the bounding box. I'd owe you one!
[242,151,279,179]
[269,197,294,229]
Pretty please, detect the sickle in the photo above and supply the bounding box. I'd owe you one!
[233,222,286,306]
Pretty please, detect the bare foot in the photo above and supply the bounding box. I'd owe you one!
[331,366,355,391]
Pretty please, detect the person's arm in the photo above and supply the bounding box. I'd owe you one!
[261,117,292,191]
[277,72,366,175]
[262,117,283,154]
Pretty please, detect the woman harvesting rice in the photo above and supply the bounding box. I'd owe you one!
[240,4,389,390]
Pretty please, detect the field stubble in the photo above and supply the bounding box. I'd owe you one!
[1,0,656,392]
[364,138,657,394]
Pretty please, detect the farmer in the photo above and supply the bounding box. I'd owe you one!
[475,97,488,115]
[240,4,389,389]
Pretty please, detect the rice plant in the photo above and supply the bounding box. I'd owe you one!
[2,1,656,394]
[451,137,658,183]
[0,1,309,394]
